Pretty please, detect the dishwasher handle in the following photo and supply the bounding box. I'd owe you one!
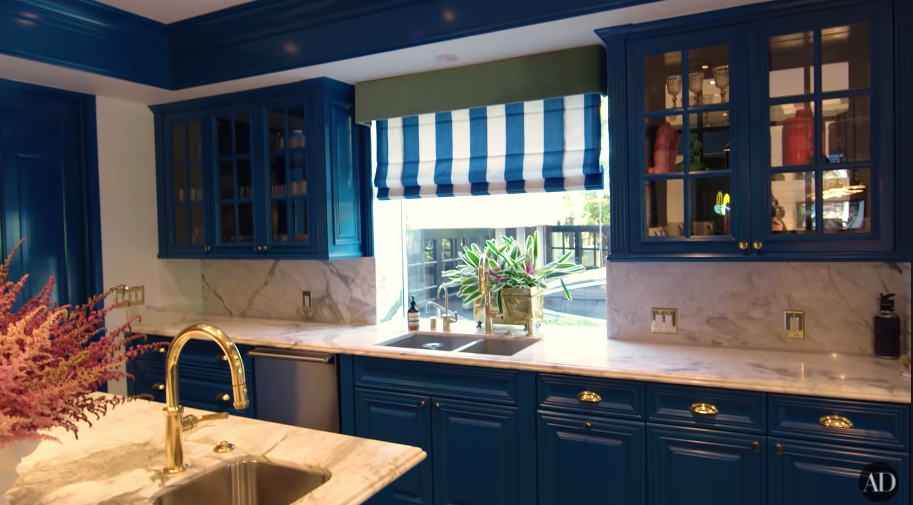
[248,348,335,364]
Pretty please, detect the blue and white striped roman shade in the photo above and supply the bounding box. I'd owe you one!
[374,94,602,199]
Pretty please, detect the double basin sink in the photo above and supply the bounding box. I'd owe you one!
[378,331,540,357]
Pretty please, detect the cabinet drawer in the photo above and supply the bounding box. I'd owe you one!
[354,357,520,405]
[130,358,256,418]
[537,374,644,420]
[132,334,255,374]
[646,384,765,434]
[769,394,910,452]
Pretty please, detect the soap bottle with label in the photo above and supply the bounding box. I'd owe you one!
[408,296,420,331]
[874,293,901,359]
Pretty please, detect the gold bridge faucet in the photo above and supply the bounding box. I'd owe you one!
[163,324,248,474]
[479,256,493,334]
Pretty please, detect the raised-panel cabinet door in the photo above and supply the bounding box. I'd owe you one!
[431,398,522,505]
[163,115,210,256]
[329,100,361,250]
[538,411,645,505]
[354,389,433,505]
[646,425,764,505]
[769,439,910,505]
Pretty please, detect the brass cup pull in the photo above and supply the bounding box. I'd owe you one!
[819,415,853,429]
[690,403,719,415]
[738,242,749,250]
[752,241,763,250]
[752,441,760,452]
[218,393,230,402]
[151,383,165,391]
[577,391,602,403]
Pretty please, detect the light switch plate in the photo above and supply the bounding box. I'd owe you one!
[651,308,678,334]
[785,310,805,339]
[113,285,144,307]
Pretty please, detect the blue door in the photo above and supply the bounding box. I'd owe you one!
[354,389,433,505]
[769,438,910,505]
[431,398,522,505]
[538,411,645,505]
[0,83,93,306]
[647,425,764,505]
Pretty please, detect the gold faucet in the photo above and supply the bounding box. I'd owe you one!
[436,285,458,332]
[479,256,493,334]
[163,324,248,474]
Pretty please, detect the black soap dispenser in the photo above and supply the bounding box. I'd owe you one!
[874,293,901,359]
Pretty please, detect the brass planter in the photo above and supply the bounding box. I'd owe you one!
[472,287,544,328]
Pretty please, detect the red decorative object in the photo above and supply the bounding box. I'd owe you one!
[648,122,680,174]
[782,107,816,166]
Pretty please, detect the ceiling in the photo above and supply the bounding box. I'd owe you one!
[0,0,770,105]
[93,0,256,23]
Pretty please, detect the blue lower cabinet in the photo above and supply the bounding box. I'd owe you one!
[538,411,645,505]
[647,424,764,505]
[431,398,523,505]
[769,438,910,505]
[354,388,433,505]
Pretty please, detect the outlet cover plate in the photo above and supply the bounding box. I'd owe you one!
[651,308,678,334]
[785,310,805,339]
[301,291,313,313]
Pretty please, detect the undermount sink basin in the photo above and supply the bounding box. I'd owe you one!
[151,458,328,505]
[378,331,540,356]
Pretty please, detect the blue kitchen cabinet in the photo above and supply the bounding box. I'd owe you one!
[769,438,910,504]
[597,0,908,261]
[153,78,371,260]
[537,411,645,505]
[647,424,765,505]
[355,389,434,505]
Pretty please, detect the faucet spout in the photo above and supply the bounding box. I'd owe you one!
[163,324,248,474]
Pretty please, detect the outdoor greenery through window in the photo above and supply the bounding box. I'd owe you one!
[374,96,609,329]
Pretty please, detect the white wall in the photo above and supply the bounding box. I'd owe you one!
[96,97,202,393]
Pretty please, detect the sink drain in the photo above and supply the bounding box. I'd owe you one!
[422,343,444,350]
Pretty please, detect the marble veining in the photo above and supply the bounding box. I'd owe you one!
[606,261,911,354]
[130,313,912,404]
[201,258,377,325]
[8,396,424,505]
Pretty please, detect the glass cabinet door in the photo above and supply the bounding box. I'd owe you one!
[167,118,207,251]
[753,4,892,254]
[264,104,311,248]
[214,112,256,250]
[633,35,747,254]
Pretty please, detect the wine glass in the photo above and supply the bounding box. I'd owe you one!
[666,75,682,108]
[689,72,705,105]
[713,65,730,103]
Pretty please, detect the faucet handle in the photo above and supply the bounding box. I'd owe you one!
[182,411,229,432]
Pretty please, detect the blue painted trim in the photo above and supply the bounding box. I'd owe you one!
[338,354,355,436]
[894,0,911,259]
[600,30,629,258]
[0,0,170,88]
[82,95,104,298]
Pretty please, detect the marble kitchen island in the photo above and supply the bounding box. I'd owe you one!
[7,395,425,505]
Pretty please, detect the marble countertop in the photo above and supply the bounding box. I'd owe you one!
[130,312,912,404]
[8,396,425,505]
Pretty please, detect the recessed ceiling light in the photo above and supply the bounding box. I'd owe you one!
[435,54,459,64]
[701,65,709,69]
[710,80,716,85]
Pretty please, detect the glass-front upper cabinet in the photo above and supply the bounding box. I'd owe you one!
[165,116,209,254]
[264,103,312,251]
[751,3,894,254]
[630,30,749,255]
[213,111,257,253]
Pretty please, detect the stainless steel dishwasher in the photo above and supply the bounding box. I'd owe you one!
[248,348,339,433]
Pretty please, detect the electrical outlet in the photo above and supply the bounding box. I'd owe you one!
[785,310,805,339]
[301,291,313,313]
[651,308,678,334]
[114,285,144,307]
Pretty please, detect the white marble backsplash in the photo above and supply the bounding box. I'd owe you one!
[607,261,911,355]
[201,258,378,325]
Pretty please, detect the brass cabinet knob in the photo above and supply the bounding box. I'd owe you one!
[819,415,853,429]
[774,443,783,455]
[219,354,229,362]
[690,403,719,415]
[218,393,230,402]
[738,242,749,250]
[204,246,211,253]
[434,402,441,409]
[752,441,760,452]
[577,391,602,403]
[582,422,591,430]
[752,241,763,250]
[262,246,267,252]
[151,383,165,391]
[419,400,425,408]
[156,346,167,354]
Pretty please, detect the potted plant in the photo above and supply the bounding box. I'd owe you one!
[0,240,160,503]
[441,231,585,328]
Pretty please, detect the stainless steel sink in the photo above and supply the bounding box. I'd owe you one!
[378,332,539,356]
[151,458,328,505]
[455,337,539,356]
[379,332,481,351]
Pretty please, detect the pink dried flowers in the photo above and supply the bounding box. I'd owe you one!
[0,240,162,447]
